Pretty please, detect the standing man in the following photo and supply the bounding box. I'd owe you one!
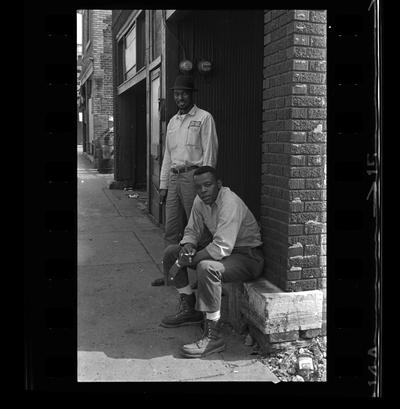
[160,166,264,358]
[151,75,218,286]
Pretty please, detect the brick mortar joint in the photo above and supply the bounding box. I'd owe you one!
[264,42,326,57]
[265,31,327,41]
[263,83,327,91]
[265,19,327,30]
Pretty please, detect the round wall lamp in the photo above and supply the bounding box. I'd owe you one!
[197,59,212,74]
[179,60,194,73]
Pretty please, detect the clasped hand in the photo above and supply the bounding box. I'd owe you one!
[177,243,197,267]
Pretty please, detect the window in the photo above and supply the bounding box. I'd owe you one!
[124,24,137,79]
[136,12,145,70]
[86,79,92,101]
[122,12,145,81]
[84,10,91,48]
[151,10,162,61]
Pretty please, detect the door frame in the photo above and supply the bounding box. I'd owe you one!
[148,67,162,223]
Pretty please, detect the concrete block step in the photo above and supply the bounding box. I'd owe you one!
[221,277,323,351]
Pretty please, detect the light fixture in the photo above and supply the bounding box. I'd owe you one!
[179,60,193,73]
[197,59,212,74]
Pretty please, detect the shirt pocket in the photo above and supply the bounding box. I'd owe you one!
[186,123,201,147]
[167,127,178,150]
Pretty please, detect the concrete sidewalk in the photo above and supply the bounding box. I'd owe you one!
[77,146,279,382]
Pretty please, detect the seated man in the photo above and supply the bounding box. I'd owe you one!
[160,166,264,358]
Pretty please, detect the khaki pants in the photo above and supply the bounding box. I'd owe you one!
[163,243,265,313]
[164,169,197,245]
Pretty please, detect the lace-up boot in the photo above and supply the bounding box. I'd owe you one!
[160,293,204,328]
[180,319,226,358]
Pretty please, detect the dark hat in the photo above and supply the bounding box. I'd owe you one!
[170,75,197,91]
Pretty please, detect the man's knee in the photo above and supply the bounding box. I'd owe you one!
[196,260,222,281]
[163,244,181,260]
[197,260,212,272]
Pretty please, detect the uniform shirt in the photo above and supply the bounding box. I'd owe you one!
[160,105,218,190]
[181,187,262,260]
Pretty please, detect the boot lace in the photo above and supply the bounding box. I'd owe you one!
[176,294,190,313]
[197,321,218,345]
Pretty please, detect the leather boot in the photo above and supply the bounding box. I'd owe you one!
[160,293,204,328]
[180,319,226,358]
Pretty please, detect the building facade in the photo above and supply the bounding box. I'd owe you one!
[111,9,166,223]
[79,9,114,166]
[111,10,327,333]
[77,12,83,145]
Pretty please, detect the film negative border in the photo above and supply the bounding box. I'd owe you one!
[327,1,382,397]
[23,1,382,396]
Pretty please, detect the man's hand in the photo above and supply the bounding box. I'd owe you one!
[177,243,197,267]
[159,189,168,205]
[181,243,197,256]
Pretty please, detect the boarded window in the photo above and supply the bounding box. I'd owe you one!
[121,12,145,82]
[152,10,162,61]
[124,24,136,79]
[136,12,145,70]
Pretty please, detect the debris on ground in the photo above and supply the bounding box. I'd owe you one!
[126,190,149,213]
[258,336,327,382]
[250,344,260,356]
[123,189,148,207]
[244,334,254,346]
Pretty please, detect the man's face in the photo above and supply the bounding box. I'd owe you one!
[173,90,193,112]
[193,172,221,206]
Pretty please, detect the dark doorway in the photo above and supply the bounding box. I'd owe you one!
[132,80,147,189]
[168,10,264,219]
[119,80,147,189]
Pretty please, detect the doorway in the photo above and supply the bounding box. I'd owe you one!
[132,80,147,189]
[149,68,163,223]
[119,79,147,189]
[168,10,264,219]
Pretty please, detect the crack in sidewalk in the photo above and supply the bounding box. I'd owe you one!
[177,371,229,381]
[101,187,163,274]
[102,187,125,217]
[131,229,163,274]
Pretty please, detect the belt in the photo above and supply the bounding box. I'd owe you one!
[171,165,199,175]
[234,245,263,252]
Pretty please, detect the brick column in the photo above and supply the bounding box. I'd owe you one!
[261,10,327,297]
[92,10,113,144]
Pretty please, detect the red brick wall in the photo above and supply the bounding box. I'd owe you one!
[262,10,327,296]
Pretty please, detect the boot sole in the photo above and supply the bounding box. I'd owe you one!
[160,320,203,328]
[180,344,226,358]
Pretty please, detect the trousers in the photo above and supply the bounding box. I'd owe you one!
[164,169,197,245]
[163,243,264,312]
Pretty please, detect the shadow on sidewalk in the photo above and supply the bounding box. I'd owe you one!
[78,263,255,362]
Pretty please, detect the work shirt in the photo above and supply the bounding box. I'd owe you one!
[160,105,218,190]
[181,187,263,260]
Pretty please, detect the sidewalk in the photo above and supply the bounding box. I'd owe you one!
[77,146,279,382]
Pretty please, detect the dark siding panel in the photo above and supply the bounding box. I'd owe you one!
[177,10,263,218]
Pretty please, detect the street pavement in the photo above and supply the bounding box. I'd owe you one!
[77,145,279,382]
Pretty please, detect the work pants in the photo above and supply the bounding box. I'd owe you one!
[164,169,197,245]
[163,243,264,313]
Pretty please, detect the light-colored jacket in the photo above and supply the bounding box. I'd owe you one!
[160,105,218,190]
[181,187,262,260]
